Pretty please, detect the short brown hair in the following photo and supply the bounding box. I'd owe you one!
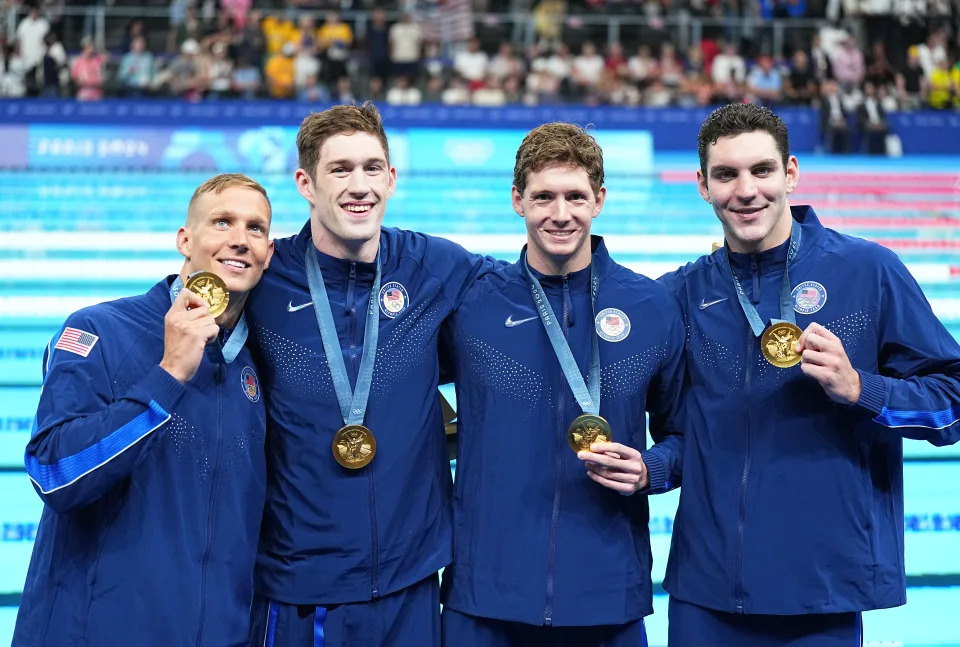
[186,173,271,224]
[297,102,390,179]
[513,122,604,197]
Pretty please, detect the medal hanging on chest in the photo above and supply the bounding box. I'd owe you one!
[727,220,803,368]
[305,245,381,469]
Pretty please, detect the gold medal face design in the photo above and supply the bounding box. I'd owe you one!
[185,271,230,318]
[332,425,377,469]
[567,414,613,453]
[761,322,803,368]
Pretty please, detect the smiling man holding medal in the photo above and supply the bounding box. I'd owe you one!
[243,102,497,647]
[15,174,274,647]
[660,103,960,645]
[438,122,687,646]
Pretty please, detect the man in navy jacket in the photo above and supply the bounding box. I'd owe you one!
[14,174,275,646]
[440,122,686,646]
[245,103,495,646]
[661,103,960,645]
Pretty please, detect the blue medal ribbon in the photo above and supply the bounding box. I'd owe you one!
[305,245,381,427]
[522,252,601,416]
[169,276,248,364]
[726,219,802,337]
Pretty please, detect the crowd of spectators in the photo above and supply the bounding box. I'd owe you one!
[1,0,959,142]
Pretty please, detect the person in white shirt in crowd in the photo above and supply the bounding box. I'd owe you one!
[711,40,746,87]
[386,74,422,105]
[571,41,604,94]
[206,41,234,98]
[488,41,524,83]
[627,43,659,89]
[1,42,28,98]
[16,4,48,85]
[389,12,423,81]
[915,26,947,80]
[453,37,488,90]
[294,43,320,96]
[442,73,472,104]
[472,72,507,106]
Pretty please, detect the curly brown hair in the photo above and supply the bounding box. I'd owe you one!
[297,102,390,180]
[513,122,604,197]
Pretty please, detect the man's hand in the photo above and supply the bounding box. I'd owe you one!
[795,322,861,404]
[577,442,649,495]
[159,288,219,384]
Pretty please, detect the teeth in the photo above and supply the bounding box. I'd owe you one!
[221,260,247,268]
[344,205,371,213]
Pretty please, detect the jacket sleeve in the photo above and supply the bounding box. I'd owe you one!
[854,251,960,446]
[425,234,505,310]
[24,318,186,512]
[640,292,688,494]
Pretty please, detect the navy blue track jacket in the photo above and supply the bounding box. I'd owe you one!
[244,223,495,605]
[14,277,267,647]
[440,238,686,626]
[660,206,960,615]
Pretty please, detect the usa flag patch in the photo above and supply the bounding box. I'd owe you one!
[54,327,99,357]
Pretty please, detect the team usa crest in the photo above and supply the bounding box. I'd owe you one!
[379,282,409,318]
[241,366,260,403]
[595,308,631,342]
[792,281,827,315]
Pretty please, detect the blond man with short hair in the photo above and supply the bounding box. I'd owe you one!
[15,174,274,647]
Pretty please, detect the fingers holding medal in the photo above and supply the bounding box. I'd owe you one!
[795,322,862,404]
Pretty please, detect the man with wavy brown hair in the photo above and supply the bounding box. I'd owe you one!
[438,122,686,646]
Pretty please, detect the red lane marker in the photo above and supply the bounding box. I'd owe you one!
[872,239,960,249]
[820,217,960,228]
[795,186,960,195]
[659,170,960,184]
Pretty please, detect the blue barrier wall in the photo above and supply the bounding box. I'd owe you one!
[2,101,959,159]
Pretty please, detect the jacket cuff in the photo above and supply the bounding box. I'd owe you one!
[640,449,669,494]
[127,364,187,414]
[855,369,887,415]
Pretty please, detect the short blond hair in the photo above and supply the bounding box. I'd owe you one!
[186,173,271,224]
[513,123,604,197]
[297,102,390,180]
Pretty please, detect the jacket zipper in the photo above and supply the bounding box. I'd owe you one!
[348,262,381,598]
[196,364,225,646]
[734,325,755,613]
[544,276,570,625]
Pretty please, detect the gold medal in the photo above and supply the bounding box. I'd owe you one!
[761,322,803,368]
[185,271,229,318]
[332,424,377,469]
[567,414,613,453]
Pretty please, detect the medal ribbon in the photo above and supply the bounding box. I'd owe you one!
[169,276,248,364]
[305,245,381,427]
[523,252,601,416]
[727,219,802,337]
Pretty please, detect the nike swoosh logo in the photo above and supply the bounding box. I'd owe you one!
[505,315,538,328]
[699,297,727,310]
[287,300,314,313]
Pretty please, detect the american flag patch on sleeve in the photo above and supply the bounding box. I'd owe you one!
[54,327,100,357]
